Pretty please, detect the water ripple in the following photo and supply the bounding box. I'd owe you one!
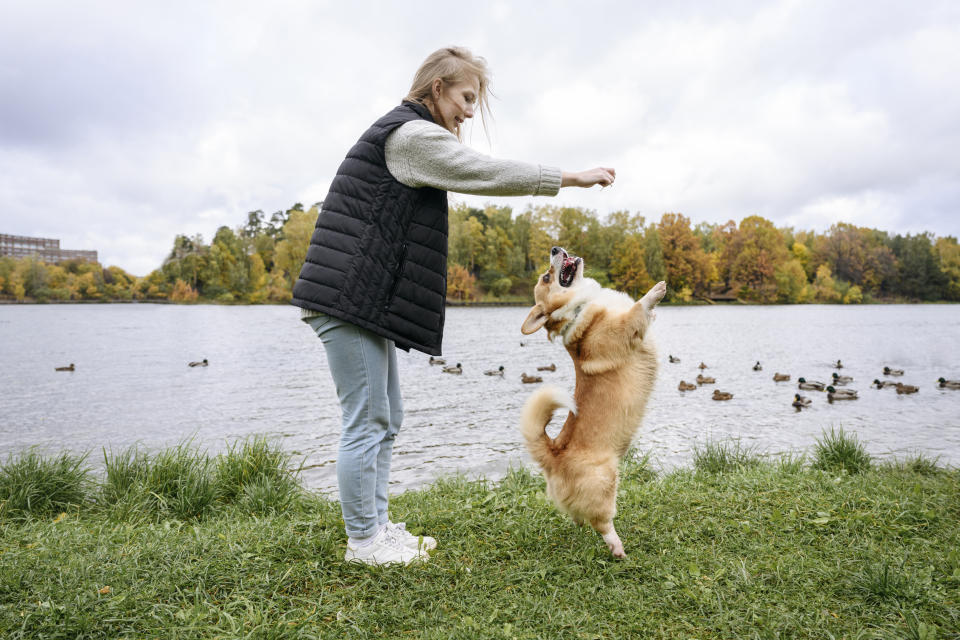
[1,303,958,494]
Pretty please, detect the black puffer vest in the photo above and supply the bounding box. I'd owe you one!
[291,101,448,355]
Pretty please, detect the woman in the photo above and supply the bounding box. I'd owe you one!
[292,46,615,566]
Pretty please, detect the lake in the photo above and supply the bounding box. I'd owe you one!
[2,303,959,493]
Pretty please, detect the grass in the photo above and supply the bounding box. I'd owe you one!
[0,434,958,639]
[811,426,873,474]
[692,438,761,474]
[0,449,90,520]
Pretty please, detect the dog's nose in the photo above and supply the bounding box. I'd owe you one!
[551,246,562,256]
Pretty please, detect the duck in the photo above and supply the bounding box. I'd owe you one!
[442,363,462,374]
[826,385,858,402]
[678,380,696,391]
[712,390,733,401]
[831,372,853,385]
[536,363,556,372]
[188,359,208,367]
[872,379,898,389]
[520,373,542,384]
[938,377,960,389]
[668,355,681,363]
[895,382,918,395]
[484,366,505,377]
[773,373,790,382]
[833,359,844,369]
[55,363,75,372]
[797,377,826,391]
[883,366,904,376]
[792,393,811,409]
[752,361,762,371]
[696,373,715,385]
[698,362,709,370]
[429,356,446,365]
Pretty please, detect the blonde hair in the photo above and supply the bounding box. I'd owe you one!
[405,46,492,140]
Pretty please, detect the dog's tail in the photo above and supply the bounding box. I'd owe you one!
[520,385,576,469]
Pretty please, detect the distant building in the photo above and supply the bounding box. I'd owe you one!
[0,234,98,264]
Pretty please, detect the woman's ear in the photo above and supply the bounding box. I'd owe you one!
[521,304,548,335]
[432,78,443,100]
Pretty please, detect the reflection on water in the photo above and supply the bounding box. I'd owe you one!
[1,303,959,493]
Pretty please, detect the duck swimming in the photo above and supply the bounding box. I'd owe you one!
[429,356,446,365]
[797,377,826,391]
[872,379,897,389]
[696,373,715,385]
[792,393,811,408]
[442,363,462,374]
[773,373,790,382]
[937,377,960,389]
[883,366,904,376]
[831,372,853,385]
[753,361,762,371]
[826,385,858,402]
[668,355,681,363]
[698,362,709,370]
[895,382,918,395]
[833,360,843,369]
[520,373,542,384]
[678,380,696,391]
[536,363,556,372]
[484,366,505,376]
[55,363,75,372]
[188,359,208,367]
[712,390,733,401]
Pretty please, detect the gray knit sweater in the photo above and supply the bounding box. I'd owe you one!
[301,120,561,320]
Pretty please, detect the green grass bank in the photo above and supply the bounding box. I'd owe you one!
[1,433,958,639]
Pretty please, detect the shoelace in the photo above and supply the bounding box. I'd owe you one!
[380,528,407,551]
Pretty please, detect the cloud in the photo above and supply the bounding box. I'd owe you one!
[1,1,958,275]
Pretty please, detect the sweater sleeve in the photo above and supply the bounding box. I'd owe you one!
[385,120,562,197]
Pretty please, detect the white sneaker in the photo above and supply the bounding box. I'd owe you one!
[387,520,438,551]
[344,527,427,566]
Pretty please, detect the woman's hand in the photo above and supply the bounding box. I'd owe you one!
[561,167,616,188]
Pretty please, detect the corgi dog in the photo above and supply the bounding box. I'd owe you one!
[519,246,666,557]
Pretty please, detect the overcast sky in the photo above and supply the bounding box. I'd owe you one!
[2,1,959,275]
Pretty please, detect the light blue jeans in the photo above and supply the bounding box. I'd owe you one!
[304,313,403,539]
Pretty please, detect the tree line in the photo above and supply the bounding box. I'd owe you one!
[2,202,959,304]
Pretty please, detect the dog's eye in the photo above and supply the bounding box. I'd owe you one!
[542,274,550,283]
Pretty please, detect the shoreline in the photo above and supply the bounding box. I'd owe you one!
[2,298,955,307]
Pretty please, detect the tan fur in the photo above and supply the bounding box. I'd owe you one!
[519,249,665,558]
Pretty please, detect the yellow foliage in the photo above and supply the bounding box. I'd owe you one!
[170,279,199,302]
[447,262,478,301]
[813,264,842,303]
[274,207,316,286]
[843,285,863,304]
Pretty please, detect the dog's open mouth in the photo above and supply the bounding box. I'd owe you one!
[559,254,581,288]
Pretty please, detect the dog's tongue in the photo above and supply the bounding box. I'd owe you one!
[563,256,577,270]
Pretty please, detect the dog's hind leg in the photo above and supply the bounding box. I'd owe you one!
[592,518,625,558]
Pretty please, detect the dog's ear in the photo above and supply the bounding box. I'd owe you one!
[521,304,548,335]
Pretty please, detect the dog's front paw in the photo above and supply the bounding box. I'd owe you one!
[649,280,666,303]
[641,280,667,314]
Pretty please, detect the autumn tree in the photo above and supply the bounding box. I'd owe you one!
[446,262,478,301]
[170,279,199,302]
[724,216,789,302]
[657,213,713,299]
[273,205,317,290]
[610,233,654,298]
[935,236,960,301]
[774,259,810,303]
